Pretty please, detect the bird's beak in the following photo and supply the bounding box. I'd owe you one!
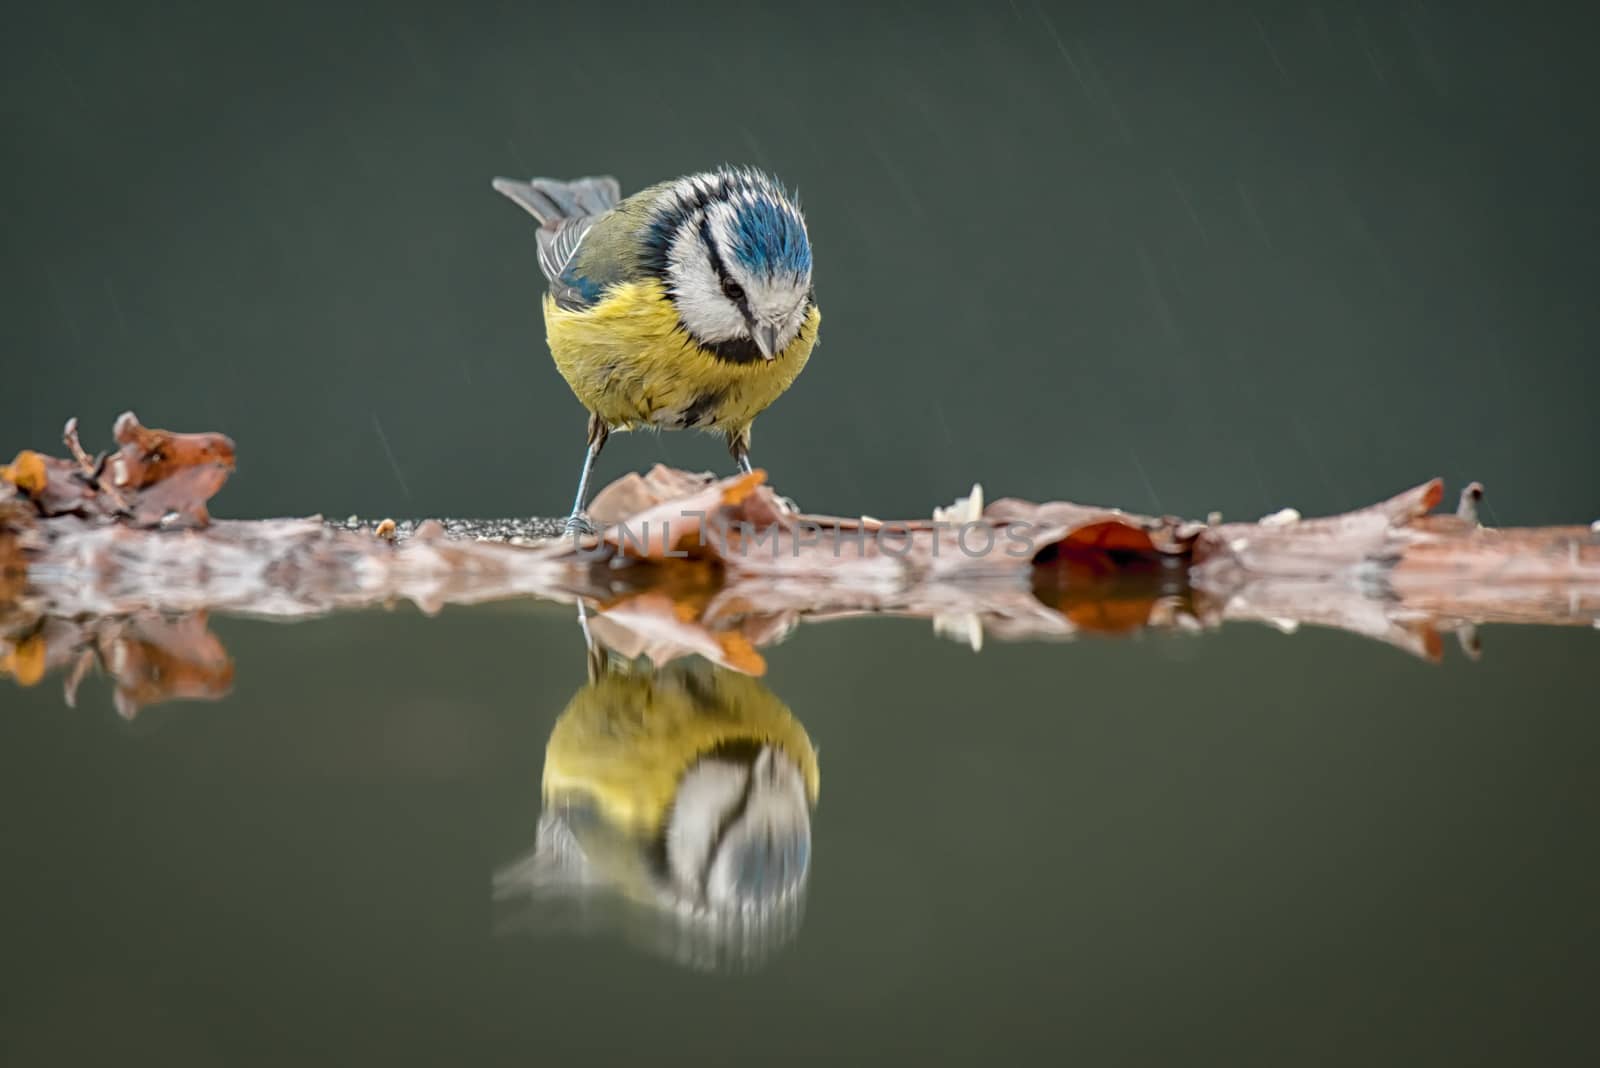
[754,324,780,362]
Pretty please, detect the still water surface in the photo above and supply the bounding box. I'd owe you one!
[3,605,1595,1065]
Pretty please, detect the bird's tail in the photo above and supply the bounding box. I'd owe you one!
[491,175,621,224]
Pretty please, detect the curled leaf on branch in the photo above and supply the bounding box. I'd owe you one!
[1,412,235,529]
[1,448,97,517]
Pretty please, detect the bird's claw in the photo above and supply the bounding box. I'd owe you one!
[564,514,597,538]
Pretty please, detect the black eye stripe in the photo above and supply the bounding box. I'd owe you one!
[698,216,754,321]
[697,756,762,898]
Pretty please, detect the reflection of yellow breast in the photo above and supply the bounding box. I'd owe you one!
[542,665,820,834]
[543,280,820,433]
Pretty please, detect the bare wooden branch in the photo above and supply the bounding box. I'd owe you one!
[5,413,1599,712]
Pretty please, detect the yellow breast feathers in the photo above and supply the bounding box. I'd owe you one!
[542,668,821,834]
[544,279,820,434]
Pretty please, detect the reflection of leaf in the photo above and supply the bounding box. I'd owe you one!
[1032,571,1181,636]
[0,530,27,607]
[99,612,235,718]
[590,590,767,676]
[0,632,46,686]
[1,611,234,716]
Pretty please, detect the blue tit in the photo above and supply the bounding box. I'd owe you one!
[492,656,819,971]
[491,166,821,533]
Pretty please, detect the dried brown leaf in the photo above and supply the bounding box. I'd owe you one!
[588,465,718,524]
[2,449,98,516]
[3,413,236,528]
[105,412,236,527]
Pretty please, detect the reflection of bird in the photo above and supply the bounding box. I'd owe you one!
[494,652,819,971]
[492,166,820,533]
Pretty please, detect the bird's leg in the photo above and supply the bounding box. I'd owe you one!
[726,428,799,514]
[577,600,606,682]
[565,415,610,537]
[727,429,754,476]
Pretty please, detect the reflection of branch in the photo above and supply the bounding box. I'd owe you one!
[1,610,233,717]
[5,412,1598,672]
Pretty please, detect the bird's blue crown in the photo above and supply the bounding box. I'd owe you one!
[726,192,812,279]
[643,167,812,281]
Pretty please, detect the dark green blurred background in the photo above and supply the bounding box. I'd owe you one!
[5,609,1599,1066]
[5,6,1600,1064]
[5,1,1595,524]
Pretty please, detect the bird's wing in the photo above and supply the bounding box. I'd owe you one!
[542,217,631,310]
[537,216,598,289]
[493,175,626,308]
[544,195,658,311]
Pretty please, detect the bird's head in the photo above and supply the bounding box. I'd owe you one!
[664,742,813,914]
[652,168,814,362]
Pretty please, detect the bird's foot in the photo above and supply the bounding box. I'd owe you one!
[774,494,801,515]
[563,513,597,538]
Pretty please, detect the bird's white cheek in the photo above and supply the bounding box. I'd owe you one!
[779,304,810,348]
[674,288,747,343]
[667,225,748,343]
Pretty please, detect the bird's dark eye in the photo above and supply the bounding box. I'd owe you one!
[721,279,746,304]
